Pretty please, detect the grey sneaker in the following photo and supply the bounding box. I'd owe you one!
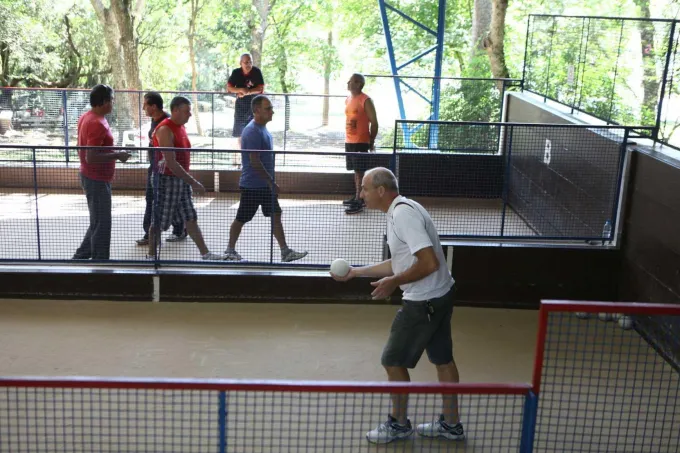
[366,415,413,444]
[166,231,188,242]
[416,414,465,440]
[136,236,149,246]
[202,252,226,261]
[224,250,243,261]
[282,249,308,262]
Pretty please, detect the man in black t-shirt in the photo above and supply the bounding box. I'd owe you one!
[226,53,265,149]
[135,92,186,246]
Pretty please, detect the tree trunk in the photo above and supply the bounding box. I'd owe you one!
[277,49,289,93]
[484,0,510,85]
[90,1,127,88]
[0,42,10,86]
[249,0,270,67]
[90,0,142,130]
[110,0,141,91]
[91,0,142,90]
[471,0,492,57]
[634,0,659,127]
[188,0,203,136]
[322,30,332,127]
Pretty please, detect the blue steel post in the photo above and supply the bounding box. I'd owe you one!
[378,0,410,146]
[62,91,69,163]
[430,0,447,149]
[218,391,227,453]
[519,390,538,453]
[32,147,42,260]
[379,0,447,149]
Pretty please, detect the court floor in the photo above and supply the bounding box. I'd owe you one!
[0,299,535,452]
[0,299,677,452]
[0,189,535,265]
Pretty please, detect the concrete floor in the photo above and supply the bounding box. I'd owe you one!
[0,299,537,453]
[0,189,535,265]
[1,300,678,453]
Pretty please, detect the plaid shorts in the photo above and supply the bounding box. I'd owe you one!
[152,174,197,231]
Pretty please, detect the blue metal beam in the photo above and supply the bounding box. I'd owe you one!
[430,0,447,147]
[384,2,437,36]
[399,79,432,105]
[378,0,447,149]
[397,45,438,71]
[378,0,409,144]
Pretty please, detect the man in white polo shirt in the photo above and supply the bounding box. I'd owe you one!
[331,167,464,445]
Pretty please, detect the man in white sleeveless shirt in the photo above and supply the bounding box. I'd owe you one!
[331,167,464,444]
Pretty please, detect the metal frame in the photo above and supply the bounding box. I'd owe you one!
[522,14,680,147]
[378,0,447,147]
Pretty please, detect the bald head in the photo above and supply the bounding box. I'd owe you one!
[361,167,399,212]
[347,73,366,94]
[365,167,399,193]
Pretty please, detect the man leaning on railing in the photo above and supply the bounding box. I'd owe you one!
[72,85,131,261]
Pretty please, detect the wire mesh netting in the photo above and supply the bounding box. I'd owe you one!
[534,305,680,453]
[523,15,677,138]
[0,384,528,453]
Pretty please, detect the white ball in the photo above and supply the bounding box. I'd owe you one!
[330,258,350,277]
[618,316,633,330]
[598,313,615,322]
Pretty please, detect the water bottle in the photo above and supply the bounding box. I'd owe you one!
[602,219,612,244]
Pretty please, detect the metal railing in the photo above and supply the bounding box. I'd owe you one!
[522,14,679,148]
[0,121,632,264]
[0,76,521,161]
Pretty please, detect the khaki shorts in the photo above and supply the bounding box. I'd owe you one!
[381,288,455,368]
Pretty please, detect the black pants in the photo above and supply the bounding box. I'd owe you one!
[143,165,184,238]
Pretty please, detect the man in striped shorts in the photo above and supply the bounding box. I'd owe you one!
[148,96,224,260]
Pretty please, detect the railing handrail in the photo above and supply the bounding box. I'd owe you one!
[0,375,532,394]
[0,144,393,157]
[364,74,523,82]
[395,119,646,130]
[528,13,679,23]
[0,76,521,96]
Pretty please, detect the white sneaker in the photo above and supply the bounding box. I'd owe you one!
[223,250,242,261]
[365,415,413,444]
[202,252,226,261]
[416,415,465,440]
[282,249,308,263]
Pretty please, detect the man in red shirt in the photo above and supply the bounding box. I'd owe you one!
[73,85,130,260]
[148,96,224,260]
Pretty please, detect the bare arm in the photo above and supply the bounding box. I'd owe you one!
[364,98,379,150]
[331,259,393,281]
[226,83,245,95]
[248,84,265,95]
[391,247,439,286]
[156,126,204,193]
[369,247,440,300]
[85,148,130,164]
[248,151,276,188]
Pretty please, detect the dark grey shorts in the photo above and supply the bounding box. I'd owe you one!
[381,288,455,369]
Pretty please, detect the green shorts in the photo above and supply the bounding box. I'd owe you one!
[381,288,455,369]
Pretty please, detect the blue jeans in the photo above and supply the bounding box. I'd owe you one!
[73,173,112,260]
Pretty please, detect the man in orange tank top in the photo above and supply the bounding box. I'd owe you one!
[344,73,379,215]
[148,96,225,260]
